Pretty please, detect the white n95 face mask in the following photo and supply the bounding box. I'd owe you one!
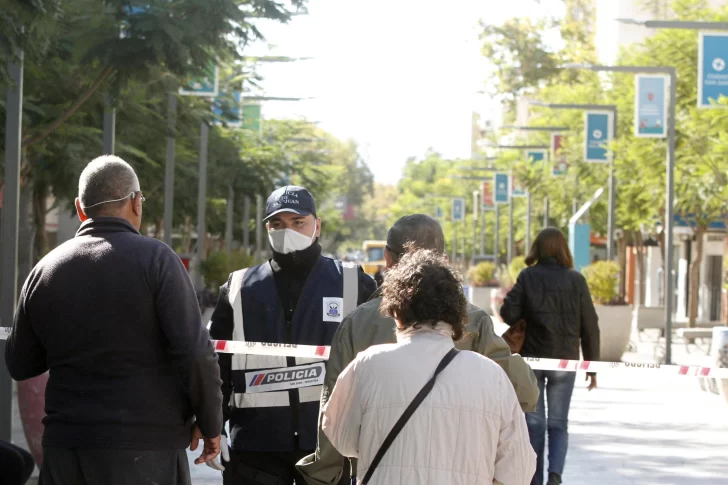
[268,221,317,254]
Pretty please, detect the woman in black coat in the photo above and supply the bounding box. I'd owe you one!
[500,228,600,485]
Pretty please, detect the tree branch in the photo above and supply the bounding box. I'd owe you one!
[22,66,115,148]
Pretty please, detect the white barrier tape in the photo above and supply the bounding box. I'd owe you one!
[213,339,330,359]
[4,328,727,379]
[211,340,728,379]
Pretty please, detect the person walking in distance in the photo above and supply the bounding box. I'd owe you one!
[322,248,536,485]
[4,155,223,485]
[297,214,538,485]
[500,228,600,485]
[207,185,377,484]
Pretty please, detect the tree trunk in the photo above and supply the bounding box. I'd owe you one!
[153,217,163,240]
[617,231,628,301]
[688,225,706,328]
[634,231,646,307]
[182,215,192,253]
[31,181,49,264]
[657,228,666,305]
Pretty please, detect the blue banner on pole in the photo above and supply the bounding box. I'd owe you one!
[699,32,728,108]
[635,75,667,137]
[584,111,611,163]
[526,150,546,164]
[494,173,510,204]
[451,198,465,222]
[212,91,242,126]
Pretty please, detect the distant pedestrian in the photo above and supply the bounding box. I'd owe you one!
[322,247,536,485]
[5,155,223,485]
[373,266,384,287]
[500,227,600,485]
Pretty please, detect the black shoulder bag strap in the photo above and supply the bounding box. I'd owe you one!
[361,347,459,485]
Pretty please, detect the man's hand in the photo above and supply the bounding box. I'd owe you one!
[190,424,221,465]
[586,373,597,391]
[206,432,230,471]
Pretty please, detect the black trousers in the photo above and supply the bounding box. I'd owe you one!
[0,440,36,485]
[223,450,351,485]
[40,447,191,485]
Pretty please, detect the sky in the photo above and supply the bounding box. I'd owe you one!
[246,0,564,185]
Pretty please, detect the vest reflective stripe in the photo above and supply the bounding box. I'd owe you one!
[342,261,358,316]
[233,390,289,408]
[298,385,322,403]
[295,356,324,403]
[229,261,358,409]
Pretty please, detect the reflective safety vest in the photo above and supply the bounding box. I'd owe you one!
[227,256,359,452]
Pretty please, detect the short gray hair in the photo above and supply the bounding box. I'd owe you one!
[78,155,140,217]
[386,214,445,257]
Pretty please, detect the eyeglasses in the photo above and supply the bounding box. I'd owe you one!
[82,191,145,209]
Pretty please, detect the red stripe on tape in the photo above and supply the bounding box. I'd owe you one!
[700,367,711,376]
[215,340,227,352]
[254,374,265,386]
[315,346,326,357]
[558,360,569,369]
[679,366,689,375]
[580,361,591,370]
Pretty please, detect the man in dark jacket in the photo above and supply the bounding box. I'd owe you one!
[207,185,376,484]
[4,155,223,485]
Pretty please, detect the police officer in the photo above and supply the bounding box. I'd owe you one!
[208,185,377,484]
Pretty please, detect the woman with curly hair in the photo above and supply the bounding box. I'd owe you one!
[322,248,535,485]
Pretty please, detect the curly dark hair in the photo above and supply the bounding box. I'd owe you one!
[379,247,467,340]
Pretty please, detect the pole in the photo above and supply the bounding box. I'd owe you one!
[243,196,251,254]
[255,194,263,261]
[526,192,532,251]
[607,109,617,261]
[508,197,514,262]
[664,68,677,365]
[1,53,23,441]
[194,122,209,289]
[225,184,234,256]
[103,93,116,154]
[544,197,549,228]
[494,204,500,263]
[452,224,457,267]
[480,204,485,256]
[163,94,177,247]
[471,191,478,266]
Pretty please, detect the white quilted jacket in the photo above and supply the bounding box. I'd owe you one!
[322,325,536,485]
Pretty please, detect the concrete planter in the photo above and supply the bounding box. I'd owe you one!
[467,286,498,314]
[632,306,666,332]
[595,304,632,362]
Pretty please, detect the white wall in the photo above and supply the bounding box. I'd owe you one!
[645,245,662,307]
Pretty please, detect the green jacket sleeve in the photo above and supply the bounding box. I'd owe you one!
[297,314,356,485]
[464,309,539,413]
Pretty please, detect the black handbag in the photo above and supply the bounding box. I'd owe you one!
[361,348,460,485]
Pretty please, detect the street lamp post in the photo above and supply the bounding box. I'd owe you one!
[1,49,24,442]
[616,19,728,30]
[559,63,677,364]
